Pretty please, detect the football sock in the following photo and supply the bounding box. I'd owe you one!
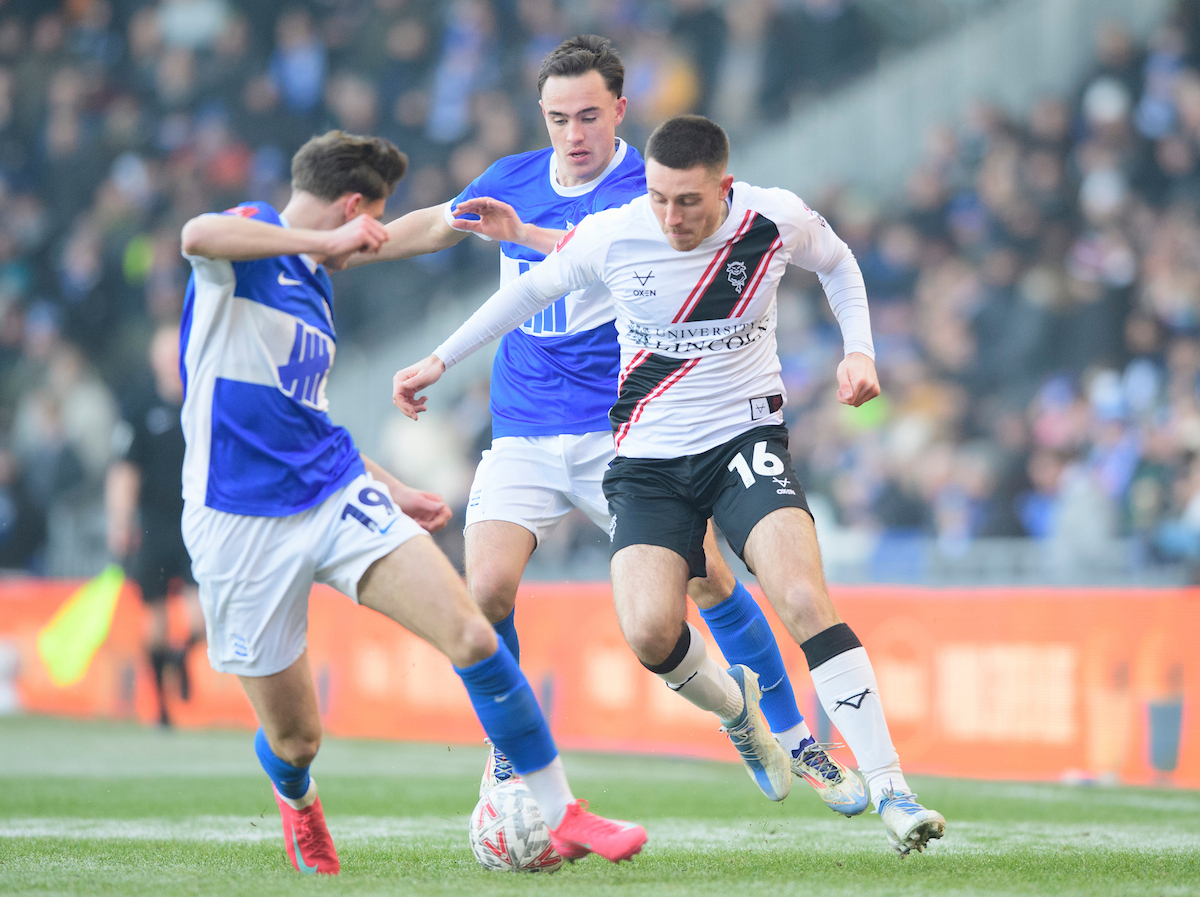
[802,624,909,809]
[148,647,168,723]
[493,609,520,664]
[520,756,575,828]
[776,722,816,759]
[699,579,804,733]
[643,621,744,722]
[455,643,557,776]
[254,727,312,801]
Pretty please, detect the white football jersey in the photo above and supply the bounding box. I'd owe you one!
[435,182,873,459]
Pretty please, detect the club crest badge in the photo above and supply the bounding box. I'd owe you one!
[726,260,748,294]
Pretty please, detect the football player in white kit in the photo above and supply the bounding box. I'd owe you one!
[178,130,647,874]
[393,116,947,855]
[343,35,866,817]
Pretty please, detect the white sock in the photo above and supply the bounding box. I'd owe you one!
[774,720,814,758]
[809,646,909,809]
[521,756,575,828]
[864,762,912,810]
[277,776,318,811]
[656,622,744,722]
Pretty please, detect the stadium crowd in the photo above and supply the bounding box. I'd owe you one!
[4,0,1200,584]
[0,0,878,574]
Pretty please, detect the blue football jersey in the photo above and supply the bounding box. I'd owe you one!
[451,139,646,437]
[180,202,364,517]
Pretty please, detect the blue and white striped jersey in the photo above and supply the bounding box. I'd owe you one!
[180,202,364,517]
[450,138,646,437]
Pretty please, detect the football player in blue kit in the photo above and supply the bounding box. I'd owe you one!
[178,130,647,875]
[342,36,866,815]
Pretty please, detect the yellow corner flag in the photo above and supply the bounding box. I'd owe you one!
[36,564,126,688]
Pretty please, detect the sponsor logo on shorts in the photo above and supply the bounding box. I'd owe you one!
[232,634,248,659]
[749,394,784,421]
[773,476,796,495]
[608,515,618,542]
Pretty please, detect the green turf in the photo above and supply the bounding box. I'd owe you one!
[2,716,1199,896]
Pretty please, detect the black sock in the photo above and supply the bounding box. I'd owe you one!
[148,647,170,725]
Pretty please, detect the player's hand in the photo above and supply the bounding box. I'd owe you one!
[320,214,389,269]
[392,354,446,419]
[393,486,453,533]
[836,352,880,407]
[451,197,528,244]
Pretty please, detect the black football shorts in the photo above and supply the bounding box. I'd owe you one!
[603,425,812,579]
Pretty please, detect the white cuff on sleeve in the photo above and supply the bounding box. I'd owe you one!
[444,201,493,241]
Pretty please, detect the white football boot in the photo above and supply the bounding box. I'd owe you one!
[719,665,792,801]
[878,788,945,855]
[790,739,869,816]
[478,738,520,797]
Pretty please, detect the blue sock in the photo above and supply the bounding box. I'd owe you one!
[254,728,311,800]
[493,609,520,664]
[699,580,804,733]
[455,643,557,776]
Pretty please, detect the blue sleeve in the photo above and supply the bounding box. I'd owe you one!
[451,164,500,213]
[591,171,646,214]
[220,201,281,225]
[220,203,282,284]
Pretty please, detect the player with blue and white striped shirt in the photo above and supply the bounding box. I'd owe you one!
[179,130,647,875]
[346,36,866,816]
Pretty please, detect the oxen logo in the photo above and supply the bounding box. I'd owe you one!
[726,260,748,294]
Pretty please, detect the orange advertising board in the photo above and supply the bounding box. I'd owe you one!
[0,579,1195,787]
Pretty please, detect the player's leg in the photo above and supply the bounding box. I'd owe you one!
[744,509,943,850]
[359,536,574,814]
[604,458,791,801]
[183,500,343,874]
[576,434,808,763]
[717,428,942,851]
[465,520,534,660]
[357,536,644,861]
[326,478,645,863]
[464,436,576,662]
[239,652,340,874]
[463,436,575,789]
[463,522,535,791]
[688,523,814,763]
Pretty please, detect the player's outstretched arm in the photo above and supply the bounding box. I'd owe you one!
[836,352,880,407]
[449,197,564,255]
[360,454,452,533]
[335,204,468,270]
[181,212,387,264]
[392,226,598,417]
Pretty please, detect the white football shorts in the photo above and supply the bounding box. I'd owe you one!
[182,471,426,677]
[465,431,614,545]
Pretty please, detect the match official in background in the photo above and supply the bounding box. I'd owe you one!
[106,324,205,727]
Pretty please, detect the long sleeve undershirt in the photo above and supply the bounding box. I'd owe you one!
[434,220,874,369]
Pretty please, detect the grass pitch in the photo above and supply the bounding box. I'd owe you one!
[1,716,1198,896]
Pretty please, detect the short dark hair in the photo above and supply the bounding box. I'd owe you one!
[537,34,624,97]
[291,130,408,202]
[645,115,729,173]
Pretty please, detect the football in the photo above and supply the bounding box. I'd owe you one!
[468,781,563,873]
